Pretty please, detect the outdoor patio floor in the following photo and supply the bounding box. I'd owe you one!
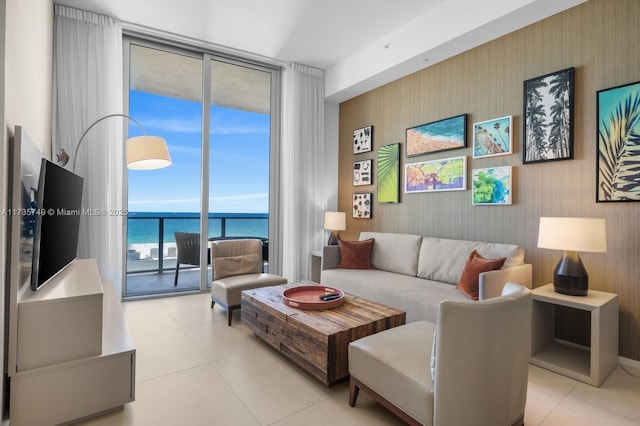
[125,268,209,297]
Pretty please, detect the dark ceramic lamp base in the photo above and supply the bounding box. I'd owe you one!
[553,250,588,296]
[327,231,340,246]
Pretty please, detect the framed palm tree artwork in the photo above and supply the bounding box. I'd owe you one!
[377,143,400,203]
[597,81,640,202]
[523,67,574,164]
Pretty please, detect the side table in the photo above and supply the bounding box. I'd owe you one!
[310,250,322,283]
[530,283,618,386]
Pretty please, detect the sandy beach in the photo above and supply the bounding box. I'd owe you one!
[407,130,463,155]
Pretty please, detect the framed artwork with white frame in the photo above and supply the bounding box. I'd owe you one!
[472,166,513,205]
[473,115,513,158]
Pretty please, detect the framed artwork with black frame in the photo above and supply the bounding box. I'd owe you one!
[597,80,640,202]
[523,67,574,164]
[377,143,400,203]
[353,159,373,186]
[353,125,373,154]
[406,114,466,157]
[352,193,372,218]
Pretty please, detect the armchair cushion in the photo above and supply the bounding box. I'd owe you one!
[337,237,375,269]
[213,253,261,280]
[457,250,506,300]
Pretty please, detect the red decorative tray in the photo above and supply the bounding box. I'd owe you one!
[282,286,345,310]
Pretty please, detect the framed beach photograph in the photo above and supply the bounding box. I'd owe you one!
[377,143,400,203]
[405,156,466,193]
[353,125,373,154]
[523,67,574,164]
[353,159,373,186]
[472,166,513,205]
[473,116,513,158]
[597,80,640,202]
[352,193,372,218]
[406,114,466,157]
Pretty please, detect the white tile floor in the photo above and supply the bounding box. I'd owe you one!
[80,292,640,425]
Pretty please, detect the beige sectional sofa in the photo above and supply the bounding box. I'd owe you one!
[321,231,532,323]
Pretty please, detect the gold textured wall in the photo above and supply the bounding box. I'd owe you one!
[338,0,640,360]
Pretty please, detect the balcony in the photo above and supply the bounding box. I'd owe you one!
[125,212,268,297]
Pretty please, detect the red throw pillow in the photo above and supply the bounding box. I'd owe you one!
[337,237,375,269]
[457,249,506,300]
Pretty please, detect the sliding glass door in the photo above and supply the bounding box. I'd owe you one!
[123,37,278,297]
[208,59,272,270]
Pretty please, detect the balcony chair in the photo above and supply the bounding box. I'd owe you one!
[174,232,210,286]
[210,239,287,326]
[348,282,532,426]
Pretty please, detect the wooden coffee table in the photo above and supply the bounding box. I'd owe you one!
[241,283,406,386]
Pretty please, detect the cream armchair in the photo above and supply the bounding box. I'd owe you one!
[210,239,287,326]
[348,282,532,426]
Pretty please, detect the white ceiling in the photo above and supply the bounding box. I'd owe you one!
[53,0,588,103]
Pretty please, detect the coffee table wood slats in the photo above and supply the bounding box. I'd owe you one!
[241,284,405,386]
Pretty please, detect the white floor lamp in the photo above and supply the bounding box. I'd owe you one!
[56,113,172,171]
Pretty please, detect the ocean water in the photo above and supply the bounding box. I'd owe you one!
[127,212,268,244]
[414,115,465,142]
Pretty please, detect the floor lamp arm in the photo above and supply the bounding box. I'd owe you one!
[69,113,146,172]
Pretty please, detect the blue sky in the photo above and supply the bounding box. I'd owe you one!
[127,90,270,213]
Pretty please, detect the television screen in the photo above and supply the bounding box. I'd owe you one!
[30,159,84,291]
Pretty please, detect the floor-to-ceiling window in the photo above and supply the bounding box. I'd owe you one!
[209,59,272,269]
[123,37,278,297]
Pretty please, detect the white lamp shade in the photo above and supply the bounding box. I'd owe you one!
[538,217,607,253]
[126,135,172,170]
[324,212,346,231]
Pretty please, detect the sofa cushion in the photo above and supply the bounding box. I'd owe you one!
[321,268,469,323]
[457,250,506,300]
[337,237,375,269]
[213,254,261,280]
[417,237,523,284]
[360,232,423,276]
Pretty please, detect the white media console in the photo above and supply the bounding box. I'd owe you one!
[9,259,136,425]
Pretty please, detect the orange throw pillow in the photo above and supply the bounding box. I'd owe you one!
[457,249,506,300]
[337,237,375,269]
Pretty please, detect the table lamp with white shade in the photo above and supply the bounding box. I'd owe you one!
[537,217,607,296]
[324,212,346,245]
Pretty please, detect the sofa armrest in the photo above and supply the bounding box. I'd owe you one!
[321,245,341,270]
[479,264,532,300]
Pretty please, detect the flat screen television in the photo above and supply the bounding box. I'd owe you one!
[30,158,84,291]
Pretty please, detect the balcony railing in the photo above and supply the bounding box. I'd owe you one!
[126,212,268,275]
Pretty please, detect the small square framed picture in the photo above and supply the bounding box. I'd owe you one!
[471,166,512,205]
[353,125,373,154]
[473,116,513,158]
[352,193,372,218]
[353,159,373,186]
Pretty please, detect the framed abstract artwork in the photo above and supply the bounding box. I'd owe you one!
[597,80,640,201]
[405,156,467,193]
[406,114,466,157]
[472,166,513,205]
[352,193,372,218]
[523,67,574,164]
[473,116,513,158]
[377,143,400,203]
[353,159,373,186]
[353,125,373,154]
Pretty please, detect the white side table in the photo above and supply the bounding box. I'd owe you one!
[530,283,618,386]
[310,250,322,283]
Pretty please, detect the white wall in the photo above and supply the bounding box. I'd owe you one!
[1,0,52,420]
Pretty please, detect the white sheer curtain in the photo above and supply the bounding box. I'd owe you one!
[280,63,326,281]
[52,5,124,294]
